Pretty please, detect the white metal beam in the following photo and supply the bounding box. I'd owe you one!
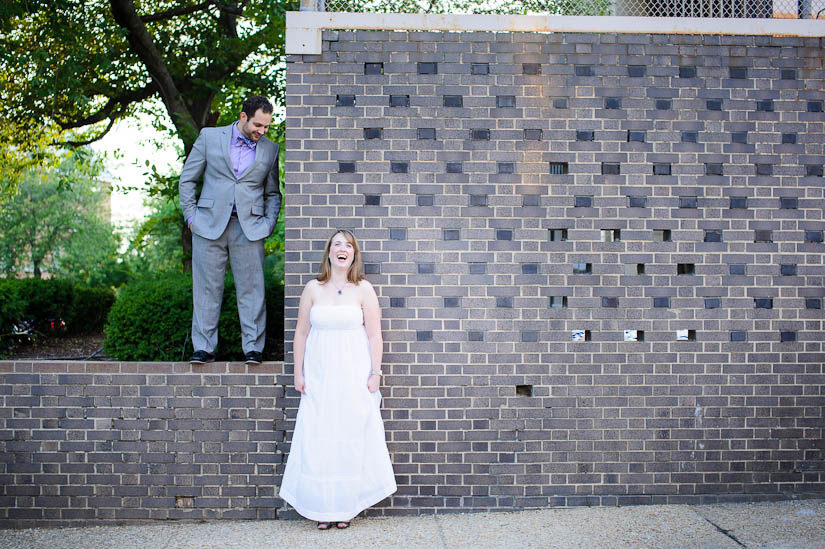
[286,11,825,55]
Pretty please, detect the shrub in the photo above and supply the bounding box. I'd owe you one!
[0,280,25,355]
[104,274,193,362]
[71,286,117,334]
[104,266,284,362]
[0,278,115,355]
[15,278,76,334]
[0,278,115,336]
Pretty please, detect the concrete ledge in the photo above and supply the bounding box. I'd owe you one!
[0,360,285,374]
[286,11,825,54]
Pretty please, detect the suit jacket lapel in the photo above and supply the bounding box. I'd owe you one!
[221,125,236,179]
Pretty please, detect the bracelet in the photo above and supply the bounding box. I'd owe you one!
[370,370,382,376]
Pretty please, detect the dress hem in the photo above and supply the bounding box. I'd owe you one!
[278,485,397,522]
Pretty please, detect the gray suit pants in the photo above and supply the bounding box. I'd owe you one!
[191,217,266,354]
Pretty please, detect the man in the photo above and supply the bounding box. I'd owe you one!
[179,95,281,365]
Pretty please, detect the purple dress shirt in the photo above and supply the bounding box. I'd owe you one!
[230,122,257,178]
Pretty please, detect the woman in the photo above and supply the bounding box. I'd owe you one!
[279,230,397,530]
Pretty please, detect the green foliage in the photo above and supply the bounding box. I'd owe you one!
[0,155,122,283]
[0,280,25,355]
[0,278,116,354]
[1,0,299,200]
[103,273,193,362]
[104,257,284,361]
[125,197,185,274]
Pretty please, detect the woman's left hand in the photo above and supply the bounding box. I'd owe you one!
[367,374,380,393]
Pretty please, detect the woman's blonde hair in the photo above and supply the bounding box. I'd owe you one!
[317,229,365,284]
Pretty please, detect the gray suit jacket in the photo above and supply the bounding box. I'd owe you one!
[179,124,281,241]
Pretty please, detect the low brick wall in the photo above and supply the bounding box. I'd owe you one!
[0,360,288,528]
[1,356,823,528]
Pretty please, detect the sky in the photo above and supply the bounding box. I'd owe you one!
[91,111,181,229]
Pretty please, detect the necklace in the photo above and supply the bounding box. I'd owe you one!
[331,279,347,295]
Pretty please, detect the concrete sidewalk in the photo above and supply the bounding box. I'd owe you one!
[0,499,822,549]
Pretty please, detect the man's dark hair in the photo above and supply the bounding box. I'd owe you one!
[242,95,273,118]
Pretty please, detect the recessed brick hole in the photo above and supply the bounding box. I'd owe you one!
[364,127,382,140]
[730,197,747,209]
[704,230,722,243]
[548,296,567,308]
[365,62,383,75]
[516,385,533,397]
[653,229,672,242]
[677,264,695,275]
[176,496,194,508]
[677,329,696,341]
[336,95,355,107]
[548,229,567,242]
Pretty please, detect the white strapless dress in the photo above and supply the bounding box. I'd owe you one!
[279,305,397,521]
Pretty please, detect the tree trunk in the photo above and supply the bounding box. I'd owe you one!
[181,221,192,273]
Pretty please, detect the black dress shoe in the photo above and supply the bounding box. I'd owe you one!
[245,351,263,365]
[190,350,215,364]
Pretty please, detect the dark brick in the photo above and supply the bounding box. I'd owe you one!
[628,65,645,77]
[471,63,489,75]
[471,129,490,140]
[524,129,542,140]
[679,66,696,78]
[418,128,436,140]
[336,95,355,107]
[496,96,516,108]
[443,95,463,107]
[730,67,748,79]
[418,62,437,74]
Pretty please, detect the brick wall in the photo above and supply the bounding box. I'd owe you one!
[284,30,825,512]
[0,361,286,528]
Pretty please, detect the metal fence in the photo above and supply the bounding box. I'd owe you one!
[310,0,825,18]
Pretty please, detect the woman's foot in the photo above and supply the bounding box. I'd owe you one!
[336,521,350,529]
[317,522,332,530]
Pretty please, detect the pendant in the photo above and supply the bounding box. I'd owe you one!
[338,290,342,295]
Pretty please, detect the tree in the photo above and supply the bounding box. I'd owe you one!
[0,154,121,282]
[125,195,186,275]
[1,0,294,267]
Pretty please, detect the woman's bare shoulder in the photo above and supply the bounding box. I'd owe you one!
[356,279,379,303]
[302,279,321,298]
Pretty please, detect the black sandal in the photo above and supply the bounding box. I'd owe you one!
[336,521,350,529]
[317,522,332,530]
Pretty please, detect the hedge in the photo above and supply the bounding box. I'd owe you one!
[0,278,115,355]
[104,269,284,362]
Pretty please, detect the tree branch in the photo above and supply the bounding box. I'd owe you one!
[141,1,244,23]
[109,0,198,143]
[141,1,212,23]
[57,117,117,147]
[56,83,158,130]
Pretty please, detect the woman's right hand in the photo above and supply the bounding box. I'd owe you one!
[294,375,306,395]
